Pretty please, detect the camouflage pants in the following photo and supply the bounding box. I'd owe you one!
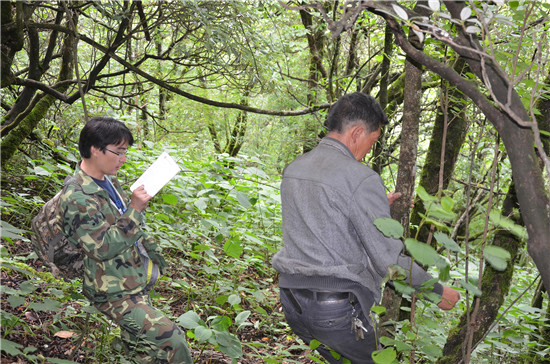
[96,293,192,363]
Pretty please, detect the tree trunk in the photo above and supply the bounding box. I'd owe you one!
[410,57,469,244]
[300,7,327,153]
[372,24,394,174]
[380,0,550,293]
[1,11,76,168]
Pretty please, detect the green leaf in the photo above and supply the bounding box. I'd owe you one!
[29,299,62,312]
[370,305,386,315]
[235,310,251,328]
[215,331,243,358]
[393,280,416,295]
[427,204,456,221]
[211,316,232,331]
[422,343,443,357]
[236,192,251,209]
[194,198,207,212]
[483,245,511,271]
[392,4,408,20]
[0,338,24,356]
[434,232,460,252]
[224,239,243,258]
[387,264,407,281]
[194,325,213,342]
[416,186,437,202]
[379,336,413,352]
[404,238,440,267]
[440,196,455,212]
[372,347,397,363]
[374,218,404,239]
[310,339,322,350]
[46,358,81,363]
[460,279,482,297]
[227,294,241,306]
[176,311,201,329]
[161,193,178,205]
[7,294,25,308]
[488,210,528,240]
[0,220,26,240]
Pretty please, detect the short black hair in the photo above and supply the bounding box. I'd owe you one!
[79,117,134,159]
[325,92,388,133]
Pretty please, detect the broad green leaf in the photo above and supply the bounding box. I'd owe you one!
[393,280,416,295]
[211,316,232,331]
[440,196,454,212]
[371,305,386,315]
[228,294,241,306]
[428,0,440,11]
[34,166,51,176]
[372,347,397,363]
[379,336,413,352]
[310,339,322,350]
[427,205,456,221]
[235,310,251,328]
[29,299,62,312]
[0,338,23,356]
[416,186,437,202]
[176,311,201,329]
[161,193,178,205]
[224,239,243,258]
[404,238,440,267]
[387,264,407,281]
[483,245,511,271]
[460,7,472,20]
[460,279,482,297]
[215,331,243,358]
[422,343,443,357]
[434,232,461,252]
[19,281,38,294]
[236,191,251,209]
[46,358,80,364]
[7,295,25,308]
[488,210,528,240]
[194,198,207,212]
[0,220,26,240]
[466,26,481,33]
[374,218,404,239]
[194,326,213,342]
[392,4,408,20]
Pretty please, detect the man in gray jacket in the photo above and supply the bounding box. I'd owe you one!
[272,92,459,363]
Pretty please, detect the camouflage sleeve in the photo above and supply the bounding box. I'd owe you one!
[61,188,146,261]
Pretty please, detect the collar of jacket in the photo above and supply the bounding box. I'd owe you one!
[74,162,114,195]
[320,137,355,160]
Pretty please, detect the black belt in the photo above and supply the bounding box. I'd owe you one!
[284,288,354,303]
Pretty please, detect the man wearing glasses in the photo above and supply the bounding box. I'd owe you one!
[60,117,192,363]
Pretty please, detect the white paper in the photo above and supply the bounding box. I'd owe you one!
[130,151,181,197]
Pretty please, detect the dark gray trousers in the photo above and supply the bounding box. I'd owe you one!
[280,288,377,364]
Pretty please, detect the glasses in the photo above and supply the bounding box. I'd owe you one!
[105,148,129,158]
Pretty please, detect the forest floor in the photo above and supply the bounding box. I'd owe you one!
[0,239,319,363]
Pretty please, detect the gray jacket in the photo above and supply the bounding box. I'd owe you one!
[272,137,442,304]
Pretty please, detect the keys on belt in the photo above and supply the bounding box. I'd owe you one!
[351,316,368,340]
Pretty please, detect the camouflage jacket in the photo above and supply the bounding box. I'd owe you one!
[60,164,160,303]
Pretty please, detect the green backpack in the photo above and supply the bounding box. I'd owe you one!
[31,177,83,280]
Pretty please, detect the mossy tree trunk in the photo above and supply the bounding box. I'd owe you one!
[409,57,469,245]
[380,1,431,342]
[299,6,327,153]
[1,9,76,169]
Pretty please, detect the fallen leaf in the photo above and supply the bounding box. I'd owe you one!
[54,330,77,339]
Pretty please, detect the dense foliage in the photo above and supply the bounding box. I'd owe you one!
[1,0,549,363]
